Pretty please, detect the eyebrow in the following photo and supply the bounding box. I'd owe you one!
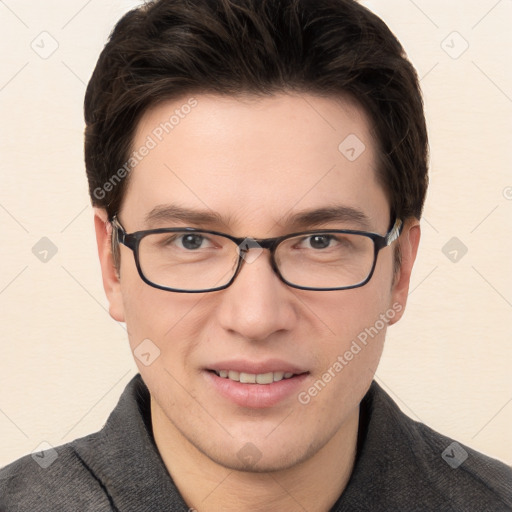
[283,205,372,231]
[144,204,224,227]
[143,204,372,231]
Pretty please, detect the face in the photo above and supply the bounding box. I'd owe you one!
[96,92,419,472]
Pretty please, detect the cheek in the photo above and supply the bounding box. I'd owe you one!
[306,280,392,351]
[120,269,216,375]
[301,250,395,378]
[297,284,392,421]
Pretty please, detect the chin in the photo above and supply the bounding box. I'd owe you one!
[198,430,324,474]
[208,446,310,474]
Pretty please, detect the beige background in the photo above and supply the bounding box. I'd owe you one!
[0,0,511,468]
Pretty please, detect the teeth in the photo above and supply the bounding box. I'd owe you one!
[240,372,256,383]
[273,371,284,382]
[228,370,240,381]
[256,372,274,384]
[215,370,296,384]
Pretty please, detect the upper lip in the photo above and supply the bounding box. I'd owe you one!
[206,359,308,375]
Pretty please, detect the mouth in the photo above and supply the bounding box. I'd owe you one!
[204,359,310,407]
[209,369,301,384]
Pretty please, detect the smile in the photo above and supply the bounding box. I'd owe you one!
[213,370,297,384]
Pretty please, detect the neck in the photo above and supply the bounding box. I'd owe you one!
[152,399,360,512]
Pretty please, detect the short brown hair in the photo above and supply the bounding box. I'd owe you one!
[85,0,428,225]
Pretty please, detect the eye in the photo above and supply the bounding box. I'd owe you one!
[149,231,222,253]
[177,233,209,250]
[299,234,336,250]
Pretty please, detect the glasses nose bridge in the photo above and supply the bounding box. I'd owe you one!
[233,236,281,279]
[254,236,280,251]
[235,236,280,259]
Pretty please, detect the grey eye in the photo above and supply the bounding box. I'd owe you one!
[180,234,205,250]
[308,235,332,249]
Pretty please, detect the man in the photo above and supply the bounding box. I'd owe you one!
[1,0,511,510]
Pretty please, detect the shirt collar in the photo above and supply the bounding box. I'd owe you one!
[72,374,190,511]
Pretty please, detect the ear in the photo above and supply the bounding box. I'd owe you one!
[94,208,125,322]
[388,219,421,326]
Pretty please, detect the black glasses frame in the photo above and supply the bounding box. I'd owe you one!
[110,216,403,293]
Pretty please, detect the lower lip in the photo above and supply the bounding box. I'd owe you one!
[205,371,309,409]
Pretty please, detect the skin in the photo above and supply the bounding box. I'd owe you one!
[94,93,420,512]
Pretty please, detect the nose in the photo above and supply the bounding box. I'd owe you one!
[215,249,297,342]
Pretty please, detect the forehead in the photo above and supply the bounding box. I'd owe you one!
[121,93,389,233]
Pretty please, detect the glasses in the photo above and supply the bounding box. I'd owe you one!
[110,216,403,293]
